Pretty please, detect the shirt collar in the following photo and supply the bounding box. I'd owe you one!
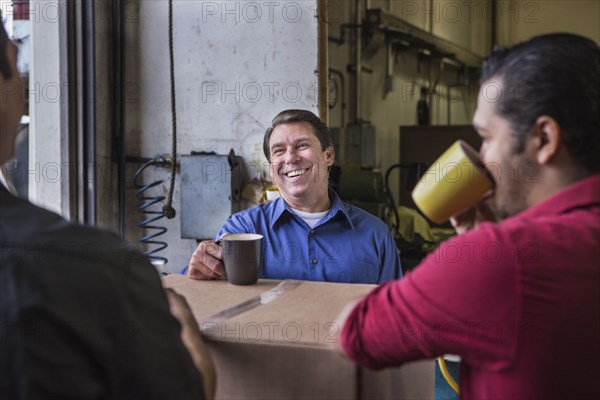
[270,189,354,230]
[517,175,600,219]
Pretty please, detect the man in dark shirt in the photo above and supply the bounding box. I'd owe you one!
[1,19,213,399]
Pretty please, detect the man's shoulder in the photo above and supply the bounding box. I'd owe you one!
[478,203,600,247]
[231,199,281,220]
[219,200,282,235]
[4,200,116,246]
[340,201,390,231]
[449,217,540,254]
[1,194,146,273]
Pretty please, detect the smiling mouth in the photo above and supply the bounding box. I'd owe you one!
[285,169,308,178]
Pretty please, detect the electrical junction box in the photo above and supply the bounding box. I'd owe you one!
[180,153,244,240]
[345,122,376,168]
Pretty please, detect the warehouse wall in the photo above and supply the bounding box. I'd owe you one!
[122,0,320,272]
[328,0,491,201]
[327,0,599,206]
[496,0,600,46]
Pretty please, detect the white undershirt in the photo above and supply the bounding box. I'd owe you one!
[290,208,329,229]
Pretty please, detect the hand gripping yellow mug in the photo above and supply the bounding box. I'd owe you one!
[411,140,494,224]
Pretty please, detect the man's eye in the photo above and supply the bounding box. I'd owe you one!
[297,143,309,149]
[272,149,284,155]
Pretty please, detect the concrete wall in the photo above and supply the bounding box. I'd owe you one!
[496,0,600,46]
[122,0,319,272]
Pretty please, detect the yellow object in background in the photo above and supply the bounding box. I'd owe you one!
[265,186,281,202]
[438,356,460,394]
[412,140,493,224]
[395,206,437,242]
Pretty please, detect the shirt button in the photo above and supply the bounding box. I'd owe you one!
[310,230,315,235]
[312,259,318,264]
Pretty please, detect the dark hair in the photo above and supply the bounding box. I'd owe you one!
[263,109,333,161]
[480,33,600,173]
[0,18,13,80]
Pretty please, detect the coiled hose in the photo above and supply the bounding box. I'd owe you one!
[133,159,170,265]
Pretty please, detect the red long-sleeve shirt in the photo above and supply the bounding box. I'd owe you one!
[341,175,600,400]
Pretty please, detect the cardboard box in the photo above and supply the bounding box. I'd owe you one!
[164,276,434,399]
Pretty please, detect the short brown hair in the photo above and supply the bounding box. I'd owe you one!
[263,109,333,161]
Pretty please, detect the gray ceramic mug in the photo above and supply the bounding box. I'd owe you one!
[220,233,263,285]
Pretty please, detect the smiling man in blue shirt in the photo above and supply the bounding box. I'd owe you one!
[187,109,401,283]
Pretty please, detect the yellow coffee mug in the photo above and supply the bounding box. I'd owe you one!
[411,140,493,224]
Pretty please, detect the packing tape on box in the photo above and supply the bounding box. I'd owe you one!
[201,280,304,325]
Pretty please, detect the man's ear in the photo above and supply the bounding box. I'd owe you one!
[268,161,275,179]
[324,146,335,167]
[532,116,561,165]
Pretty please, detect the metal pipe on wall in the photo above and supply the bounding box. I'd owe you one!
[113,0,126,237]
[76,0,97,225]
[355,0,362,121]
[318,0,329,124]
[65,1,79,221]
[84,0,96,226]
[491,0,497,48]
[429,0,434,33]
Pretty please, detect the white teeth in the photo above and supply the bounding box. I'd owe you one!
[286,169,307,178]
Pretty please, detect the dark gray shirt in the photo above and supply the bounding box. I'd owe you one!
[0,185,204,399]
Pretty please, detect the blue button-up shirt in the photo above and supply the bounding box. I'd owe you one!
[217,190,402,283]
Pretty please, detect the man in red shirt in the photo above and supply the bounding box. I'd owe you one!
[336,33,600,399]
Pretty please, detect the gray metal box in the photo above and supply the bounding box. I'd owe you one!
[345,123,376,167]
[180,154,243,240]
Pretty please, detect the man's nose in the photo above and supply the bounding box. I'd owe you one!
[283,147,299,163]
